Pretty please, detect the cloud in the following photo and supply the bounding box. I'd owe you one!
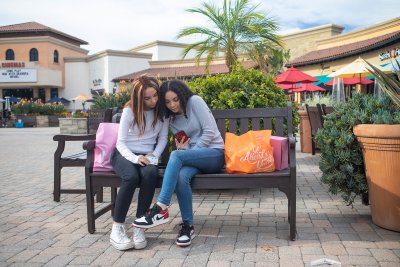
[0,0,398,54]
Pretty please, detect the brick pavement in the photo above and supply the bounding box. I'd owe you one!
[0,127,399,267]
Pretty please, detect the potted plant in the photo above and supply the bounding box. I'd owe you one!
[316,60,400,232]
[352,60,400,231]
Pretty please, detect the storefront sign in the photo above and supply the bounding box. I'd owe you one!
[93,78,102,87]
[379,48,400,61]
[0,68,37,82]
[1,62,25,68]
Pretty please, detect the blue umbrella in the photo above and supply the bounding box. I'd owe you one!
[47,97,70,104]
[6,96,21,103]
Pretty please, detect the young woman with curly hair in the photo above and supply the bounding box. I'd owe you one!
[133,79,225,247]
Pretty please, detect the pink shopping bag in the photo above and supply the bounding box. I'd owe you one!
[93,122,119,172]
[270,136,289,170]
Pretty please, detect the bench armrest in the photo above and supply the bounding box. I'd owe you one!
[83,140,96,151]
[53,134,96,142]
[83,140,96,173]
[53,134,96,160]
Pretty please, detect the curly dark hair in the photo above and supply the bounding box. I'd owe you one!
[159,79,195,121]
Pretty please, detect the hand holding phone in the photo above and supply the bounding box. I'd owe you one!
[175,131,188,142]
[175,131,190,150]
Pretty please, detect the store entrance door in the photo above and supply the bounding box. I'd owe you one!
[3,88,33,99]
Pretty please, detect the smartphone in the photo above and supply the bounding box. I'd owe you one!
[145,155,158,165]
[175,131,188,142]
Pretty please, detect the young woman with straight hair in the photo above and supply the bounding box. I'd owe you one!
[110,75,169,251]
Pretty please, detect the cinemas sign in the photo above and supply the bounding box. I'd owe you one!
[0,61,37,82]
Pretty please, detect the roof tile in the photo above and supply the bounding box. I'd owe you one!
[287,30,400,67]
[0,21,88,45]
[113,61,256,81]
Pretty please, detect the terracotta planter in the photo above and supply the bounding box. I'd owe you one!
[353,124,400,232]
[299,109,312,153]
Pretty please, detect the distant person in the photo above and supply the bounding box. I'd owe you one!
[133,79,224,247]
[110,75,169,251]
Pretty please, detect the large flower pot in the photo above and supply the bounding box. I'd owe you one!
[353,124,400,232]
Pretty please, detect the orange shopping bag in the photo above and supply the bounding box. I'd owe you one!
[225,130,275,174]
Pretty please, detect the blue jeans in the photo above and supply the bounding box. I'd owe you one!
[157,148,225,225]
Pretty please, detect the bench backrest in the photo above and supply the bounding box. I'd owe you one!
[87,108,113,134]
[159,103,293,165]
[305,104,323,137]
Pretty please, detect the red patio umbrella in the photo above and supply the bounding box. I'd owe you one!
[276,83,301,90]
[302,83,326,92]
[325,77,373,86]
[288,83,325,93]
[275,67,318,84]
[288,87,307,93]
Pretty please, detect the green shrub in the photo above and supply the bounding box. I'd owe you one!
[10,100,65,115]
[316,93,400,205]
[187,65,299,135]
[91,91,130,109]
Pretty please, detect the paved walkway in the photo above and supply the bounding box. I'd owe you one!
[0,127,399,267]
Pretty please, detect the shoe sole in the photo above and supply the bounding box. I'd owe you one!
[176,233,195,247]
[134,240,147,250]
[110,239,135,251]
[132,218,170,229]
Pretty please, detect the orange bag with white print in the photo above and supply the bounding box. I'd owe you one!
[225,130,275,174]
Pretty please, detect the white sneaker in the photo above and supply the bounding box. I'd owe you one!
[133,227,147,249]
[110,224,134,251]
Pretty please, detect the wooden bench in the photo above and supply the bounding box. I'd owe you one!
[83,104,297,240]
[52,108,113,202]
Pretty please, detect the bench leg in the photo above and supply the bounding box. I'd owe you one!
[96,187,103,203]
[53,163,61,202]
[311,138,316,155]
[289,196,296,241]
[86,182,96,234]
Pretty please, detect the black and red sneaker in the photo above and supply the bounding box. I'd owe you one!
[176,223,194,247]
[133,204,169,229]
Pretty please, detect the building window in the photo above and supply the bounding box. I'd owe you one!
[29,48,39,61]
[50,88,58,98]
[53,50,59,63]
[6,49,15,60]
[38,88,46,103]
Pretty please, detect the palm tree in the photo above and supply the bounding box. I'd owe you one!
[177,0,282,72]
[248,41,290,74]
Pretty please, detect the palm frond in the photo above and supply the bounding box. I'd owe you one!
[365,59,400,108]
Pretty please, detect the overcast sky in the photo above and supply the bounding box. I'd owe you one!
[1,0,399,54]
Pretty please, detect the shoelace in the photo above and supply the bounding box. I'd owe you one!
[116,224,126,238]
[145,204,160,219]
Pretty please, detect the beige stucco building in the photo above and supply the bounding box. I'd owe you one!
[0,22,88,102]
[1,17,399,109]
[287,17,400,77]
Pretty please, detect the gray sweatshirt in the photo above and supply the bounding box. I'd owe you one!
[170,95,224,150]
[116,107,169,164]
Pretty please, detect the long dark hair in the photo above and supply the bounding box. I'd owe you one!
[159,79,194,121]
[125,74,160,136]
